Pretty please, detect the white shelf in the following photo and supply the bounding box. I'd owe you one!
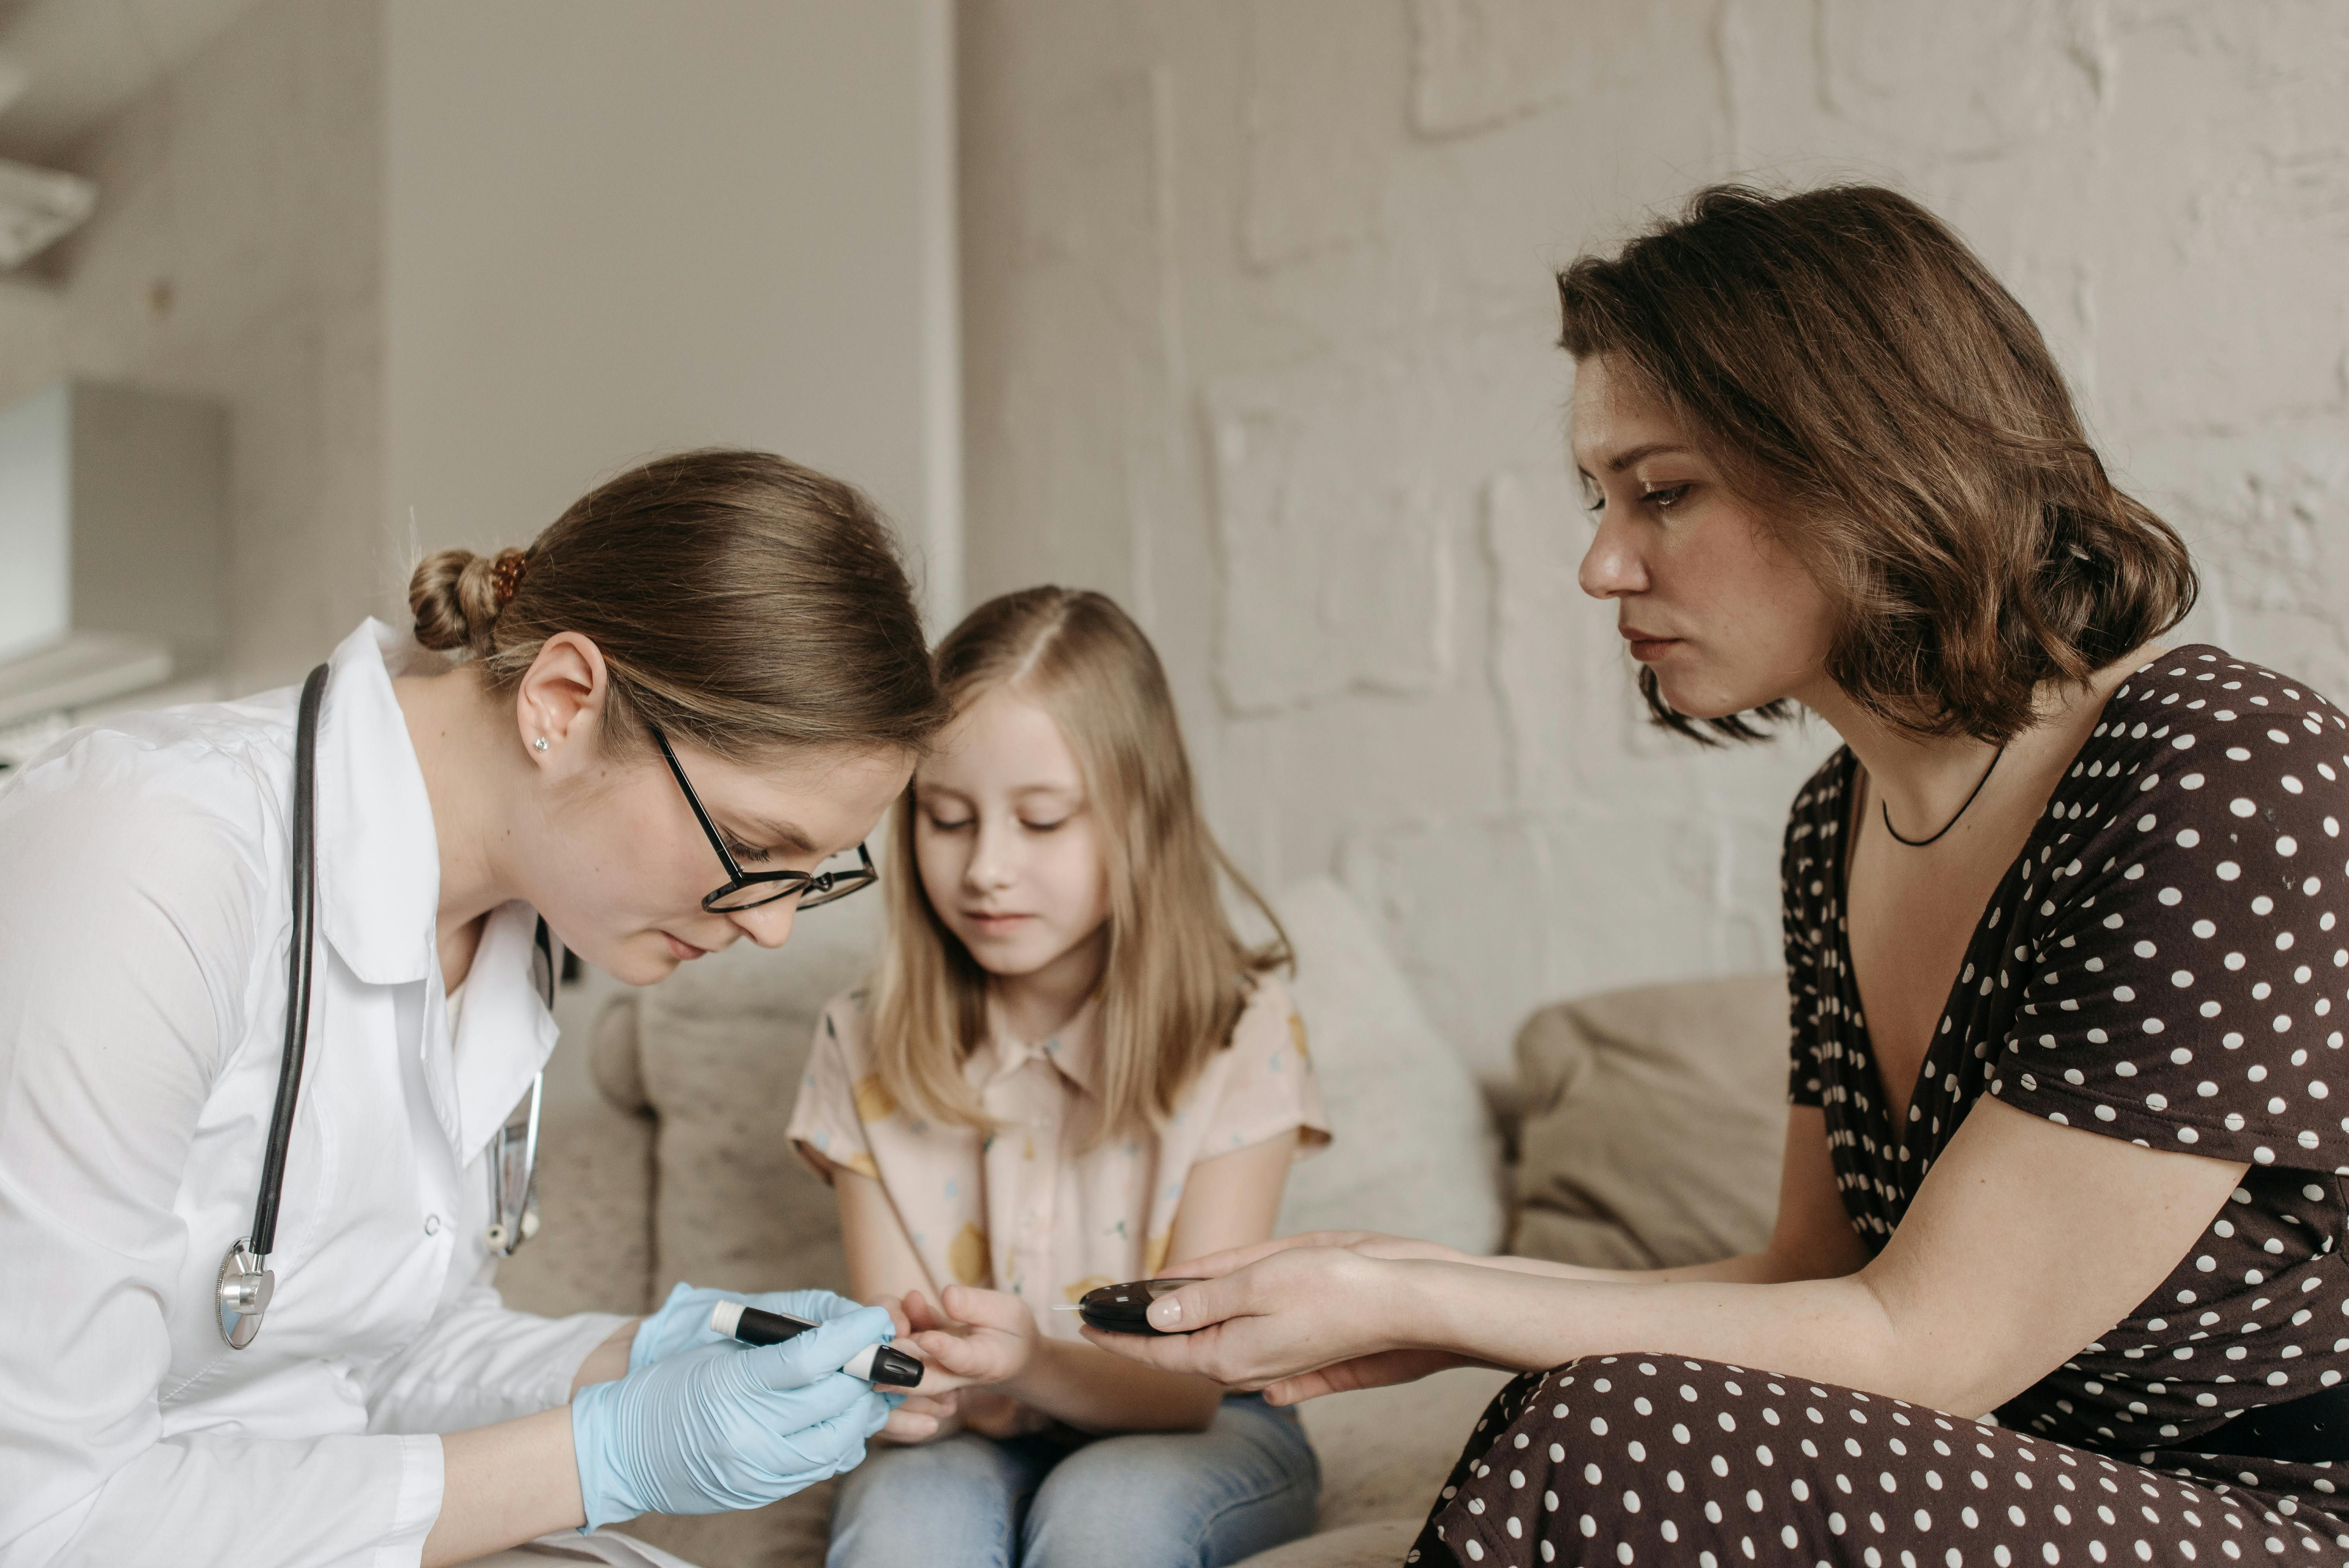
[0,630,172,727]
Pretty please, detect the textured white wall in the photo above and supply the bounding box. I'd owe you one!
[960,0,2349,1087]
[384,0,962,625]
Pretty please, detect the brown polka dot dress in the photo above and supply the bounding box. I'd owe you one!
[1412,649,2349,1566]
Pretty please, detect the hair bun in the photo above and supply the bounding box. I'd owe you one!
[409,547,519,658]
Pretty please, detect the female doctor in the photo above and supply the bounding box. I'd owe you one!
[0,449,950,1567]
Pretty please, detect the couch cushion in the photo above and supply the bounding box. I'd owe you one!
[1296,1367,1510,1531]
[612,1482,833,1568]
[1269,879,1507,1256]
[489,1088,657,1320]
[1511,971,1789,1269]
[1233,1518,1422,1568]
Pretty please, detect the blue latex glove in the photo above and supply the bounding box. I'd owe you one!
[629,1281,877,1373]
[573,1304,896,1529]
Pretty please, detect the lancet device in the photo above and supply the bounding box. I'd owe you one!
[708,1301,925,1388]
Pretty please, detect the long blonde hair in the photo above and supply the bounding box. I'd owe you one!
[869,587,1290,1143]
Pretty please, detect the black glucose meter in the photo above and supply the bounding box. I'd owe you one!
[1073,1278,1205,1335]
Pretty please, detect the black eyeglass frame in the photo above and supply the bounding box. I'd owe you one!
[651,725,879,913]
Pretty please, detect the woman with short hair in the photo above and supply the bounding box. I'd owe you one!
[1092,185,2349,1565]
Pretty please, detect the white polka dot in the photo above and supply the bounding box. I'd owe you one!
[2231,798,2257,817]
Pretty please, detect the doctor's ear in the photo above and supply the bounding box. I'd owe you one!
[513,632,612,765]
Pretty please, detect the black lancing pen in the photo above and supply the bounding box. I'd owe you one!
[708,1301,925,1388]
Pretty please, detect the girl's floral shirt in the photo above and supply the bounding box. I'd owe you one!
[786,974,1329,1338]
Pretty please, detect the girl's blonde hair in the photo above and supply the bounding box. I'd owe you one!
[870,586,1290,1143]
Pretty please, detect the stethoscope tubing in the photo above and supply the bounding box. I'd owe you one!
[251,662,328,1259]
[219,660,546,1349]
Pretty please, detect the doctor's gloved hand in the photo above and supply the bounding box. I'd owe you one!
[572,1305,897,1529]
[627,1281,886,1372]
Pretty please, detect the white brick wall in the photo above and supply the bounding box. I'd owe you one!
[960,0,2349,1085]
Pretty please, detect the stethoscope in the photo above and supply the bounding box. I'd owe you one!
[216,664,549,1350]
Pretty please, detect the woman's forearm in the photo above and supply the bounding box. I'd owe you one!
[421,1321,633,1565]
[1000,1336,1223,1433]
[421,1405,586,1568]
[1400,1260,1970,1413]
[1457,1249,1809,1286]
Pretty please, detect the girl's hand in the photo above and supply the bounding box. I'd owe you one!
[876,1389,961,1444]
[901,1285,1039,1392]
[1080,1244,1436,1402]
[866,1294,959,1442]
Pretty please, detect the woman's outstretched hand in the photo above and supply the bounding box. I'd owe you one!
[1079,1238,1488,1404]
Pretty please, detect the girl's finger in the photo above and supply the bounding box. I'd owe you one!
[909,1328,999,1376]
[881,1407,940,1442]
[939,1284,1029,1331]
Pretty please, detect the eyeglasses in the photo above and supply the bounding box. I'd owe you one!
[651,725,879,913]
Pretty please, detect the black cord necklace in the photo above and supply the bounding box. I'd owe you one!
[1880,744,2008,848]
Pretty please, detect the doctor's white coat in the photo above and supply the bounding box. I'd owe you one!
[0,621,628,1566]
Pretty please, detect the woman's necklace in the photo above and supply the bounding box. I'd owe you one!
[1880,744,2007,848]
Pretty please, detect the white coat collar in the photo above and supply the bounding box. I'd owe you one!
[314,620,438,987]
[447,900,560,1159]
[312,620,558,1158]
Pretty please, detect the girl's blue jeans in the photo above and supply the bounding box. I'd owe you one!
[825,1393,1320,1568]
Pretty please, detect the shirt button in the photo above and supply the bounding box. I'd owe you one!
[423,1215,442,1236]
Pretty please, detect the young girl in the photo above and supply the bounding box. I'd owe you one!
[786,586,1328,1568]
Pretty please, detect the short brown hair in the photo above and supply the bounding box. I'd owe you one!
[1558,184,2198,744]
[408,448,946,758]
[869,587,1289,1145]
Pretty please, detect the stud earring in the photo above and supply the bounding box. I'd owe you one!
[533,737,550,752]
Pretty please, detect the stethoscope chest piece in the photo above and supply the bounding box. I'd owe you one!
[217,1237,274,1349]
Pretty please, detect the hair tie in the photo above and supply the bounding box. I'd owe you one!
[491,552,528,606]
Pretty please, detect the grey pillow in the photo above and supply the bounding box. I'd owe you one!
[1271,878,1507,1256]
[1510,972,1789,1270]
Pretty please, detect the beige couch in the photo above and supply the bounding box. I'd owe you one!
[497,879,1790,1568]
